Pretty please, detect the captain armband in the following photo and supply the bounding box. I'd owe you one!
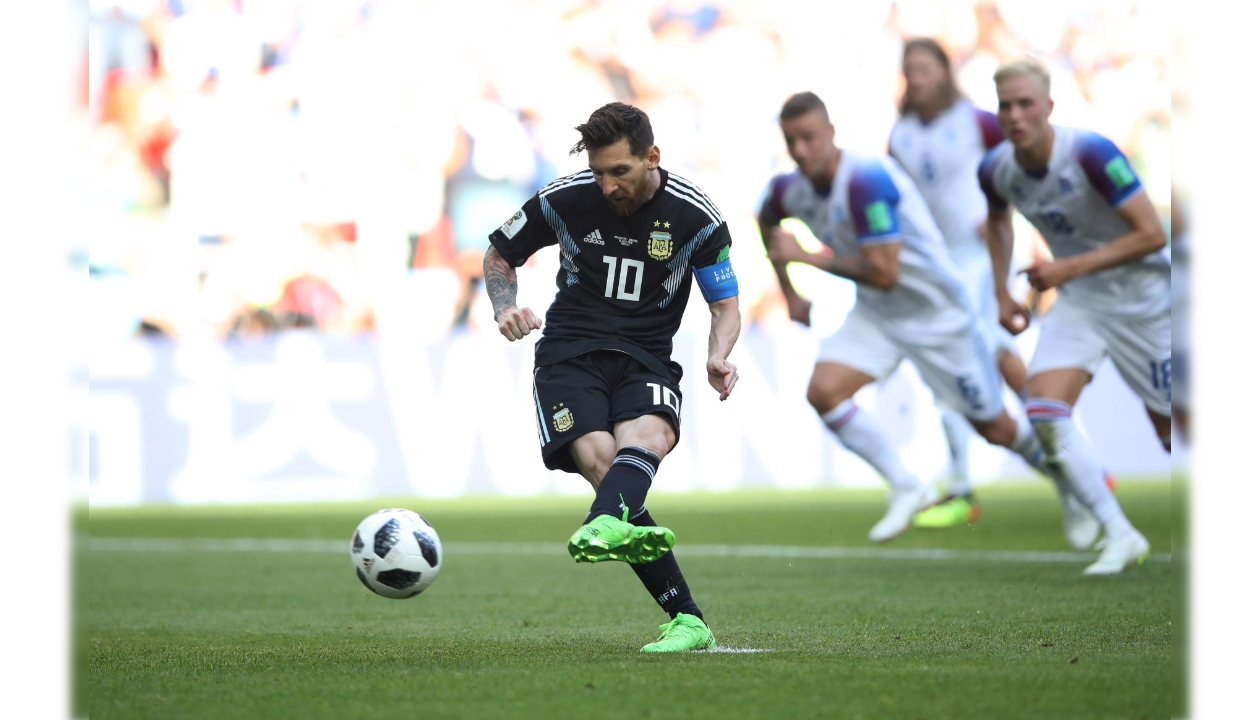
[693,257,739,303]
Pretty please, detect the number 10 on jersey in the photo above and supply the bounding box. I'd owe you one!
[603,255,644,302]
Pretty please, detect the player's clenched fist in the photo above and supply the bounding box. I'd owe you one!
[706,357,739,401]
[495,305,541,341]
[997,293,1031,335]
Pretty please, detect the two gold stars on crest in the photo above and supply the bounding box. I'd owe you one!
[653,220,671,228]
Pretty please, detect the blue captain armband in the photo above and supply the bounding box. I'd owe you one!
[693,257,739,303]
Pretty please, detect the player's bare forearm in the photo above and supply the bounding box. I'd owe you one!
[984,208,1016,299]
[1024,190,1166,291]
[707,296,741,361]
[807,243,900,290]
[1064,191,1167,279]
[484,245,542,341]
[706,296,741,401]
[483,246,518,319]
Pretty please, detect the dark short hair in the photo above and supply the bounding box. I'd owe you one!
[900,37,961,115]
[779,92,829,124]
[570,102,654,157]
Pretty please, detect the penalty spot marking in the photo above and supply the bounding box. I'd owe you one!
[86,537,1172,564]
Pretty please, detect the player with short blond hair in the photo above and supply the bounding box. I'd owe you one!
[979,58,1168,574]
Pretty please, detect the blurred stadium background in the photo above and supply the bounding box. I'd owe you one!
[86,0,1177,507]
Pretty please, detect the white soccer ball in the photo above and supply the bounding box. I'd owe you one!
[349,508,442,599]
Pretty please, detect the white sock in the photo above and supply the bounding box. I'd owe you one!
[1026,398,1134,537]
[822,400,921,491]
[940,409,973,496]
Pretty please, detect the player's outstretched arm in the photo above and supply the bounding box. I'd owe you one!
[1022,189,1166,292]
[706,296,741,401]
[983,206,1031,334]
[767,231,900,290]
[483,245,541,341]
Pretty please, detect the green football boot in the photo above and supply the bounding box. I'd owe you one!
[567,514,675,564]
[911,494,982,528]
[641,613,716,653]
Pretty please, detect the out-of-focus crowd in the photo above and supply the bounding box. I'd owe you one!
[87,0,1172,343]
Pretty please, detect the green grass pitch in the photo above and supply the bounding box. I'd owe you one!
[86,481,1175,719]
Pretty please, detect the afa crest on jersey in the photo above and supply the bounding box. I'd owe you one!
[552,406,574,432]
[648,231,673,260]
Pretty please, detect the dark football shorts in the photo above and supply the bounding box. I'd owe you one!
[531,350,683,474]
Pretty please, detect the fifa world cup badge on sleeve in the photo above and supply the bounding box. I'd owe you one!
[500,209,527,239]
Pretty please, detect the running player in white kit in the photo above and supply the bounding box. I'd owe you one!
[761,92,1059,543]
[888,38,1028,528]
[980,59,1168,574]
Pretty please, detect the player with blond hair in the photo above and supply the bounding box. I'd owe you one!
[978,58,1169,574]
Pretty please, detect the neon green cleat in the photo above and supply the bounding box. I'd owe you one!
[641,613,715,653]
[911,494,981,528]
[567,514,675,564]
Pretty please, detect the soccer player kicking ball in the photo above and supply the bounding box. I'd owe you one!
[762,92,1059,544]
[979,59,1168,574]
[888,38,1031,529]
[483,103,741,651]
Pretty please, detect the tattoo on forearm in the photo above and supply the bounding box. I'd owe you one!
[483,247,518,320]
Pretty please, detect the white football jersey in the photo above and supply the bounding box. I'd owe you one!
[889,99,1005,266]
[979,125,1170,316]
[760,150,973,340]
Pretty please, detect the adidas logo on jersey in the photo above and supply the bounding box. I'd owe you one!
[583,229,604,245]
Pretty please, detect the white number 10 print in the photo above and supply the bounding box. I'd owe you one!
[602,256,644,302]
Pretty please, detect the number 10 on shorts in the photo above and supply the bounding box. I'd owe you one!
[647,382,681,415]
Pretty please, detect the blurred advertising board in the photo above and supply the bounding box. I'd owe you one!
[89,328,1172,507]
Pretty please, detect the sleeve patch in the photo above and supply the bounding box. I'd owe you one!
[499,209,527,240]
[1104,156,1136,189]
[717,245,729,262]
[693,257,739,303]
[865,201,894,235]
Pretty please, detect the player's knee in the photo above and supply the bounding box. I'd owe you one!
[570,433,616,488]
[806,383,841,414]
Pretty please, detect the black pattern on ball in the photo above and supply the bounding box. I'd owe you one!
[413,530,439,567]
[351,530,364,554]
[355,567,372,590]
[416,514,432,528]
[374,518,401,559]
[375,569,422,590]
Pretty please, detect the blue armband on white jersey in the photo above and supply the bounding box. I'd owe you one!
[693,257,739,303]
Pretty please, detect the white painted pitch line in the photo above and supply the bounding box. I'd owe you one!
[701,647,772,654]
[86,537,1171,564]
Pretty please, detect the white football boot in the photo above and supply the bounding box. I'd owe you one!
[1062,494,1101,551]
[1083,529,1151,575]
[869,484,938,543]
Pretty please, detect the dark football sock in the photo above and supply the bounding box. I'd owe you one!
[587,446,659,522]
[626,509,703,622]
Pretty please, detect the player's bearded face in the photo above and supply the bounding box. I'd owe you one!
[903,49,949,111]
[589,139,660,216]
